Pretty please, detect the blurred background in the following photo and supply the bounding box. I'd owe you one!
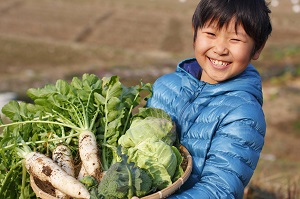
[0,0,299,198]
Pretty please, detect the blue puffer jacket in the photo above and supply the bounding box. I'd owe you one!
[146,58,266,198]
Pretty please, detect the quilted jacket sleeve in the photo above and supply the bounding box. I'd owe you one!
[168,103,266,199]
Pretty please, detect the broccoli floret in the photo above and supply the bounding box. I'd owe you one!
[95,151,153,199]
[80,175,98,189]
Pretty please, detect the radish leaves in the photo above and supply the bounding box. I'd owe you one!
[0,74,151,198]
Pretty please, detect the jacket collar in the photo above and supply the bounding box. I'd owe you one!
[177,58,264,105]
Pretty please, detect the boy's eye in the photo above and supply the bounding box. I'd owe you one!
[231,38,241,42]
[206,32,216,37]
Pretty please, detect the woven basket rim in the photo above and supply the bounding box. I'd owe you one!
[30,145,192,199]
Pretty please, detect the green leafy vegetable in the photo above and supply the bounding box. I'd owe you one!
[118,117,176,147]
[0,74,152,198]
[118,108,183,190]
[0,74,185,199]
[126,138,177,190]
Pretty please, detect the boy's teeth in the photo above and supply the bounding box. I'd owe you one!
[210,58,228,66]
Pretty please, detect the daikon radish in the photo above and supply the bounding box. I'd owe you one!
[23,151,90,199]
[52,144,75,199]
[78,130,102,182]
[77,164,88,181]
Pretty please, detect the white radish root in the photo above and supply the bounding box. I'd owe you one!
[55,190,69,199]
[52,144,75,177]
[25,151,90,199]
[78,130,102,182]
[77,164,88,181]
[52,144,75,199]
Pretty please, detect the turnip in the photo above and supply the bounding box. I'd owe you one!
[52,144,75,198]
[17,145,90,199]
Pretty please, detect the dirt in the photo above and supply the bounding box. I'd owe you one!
[31,176,56,198]
[0,0,299,198]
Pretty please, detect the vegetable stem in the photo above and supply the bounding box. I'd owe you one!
[121,91,140,136]
[1,131,81,151]
[78,98,89,130]
[102,86,112,170]
[126,163,134,199]
[0,161,23,195]
[89,106,100,132]
[20,160,27,199]
[0,120,82,133]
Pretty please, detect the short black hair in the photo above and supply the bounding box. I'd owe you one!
[192,0,272,56]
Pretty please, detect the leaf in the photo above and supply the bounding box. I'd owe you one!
[107,97,121,110]
[83,74,100,88]
[121,85,141,108]
[76,89,90,102]
[94,93,106,105]
[70,76,83,89]
[171,146,184,181]
[1,100,22,122]
[126,139,175,190]
[102,76,123,99]
[118,115,175,148]
[140,82,153,100]
[27,84,57,100]
[133,107,172,122]
[0,73,153,198]
[56,79,70,96]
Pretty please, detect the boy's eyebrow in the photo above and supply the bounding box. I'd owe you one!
[202,21,249,38]
[231,31,248,37]
[226,28,248,37]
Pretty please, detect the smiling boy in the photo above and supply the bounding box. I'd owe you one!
[146,0,272,198]
[195,19,263,84]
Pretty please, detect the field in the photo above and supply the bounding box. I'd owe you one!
[0,0,300,198]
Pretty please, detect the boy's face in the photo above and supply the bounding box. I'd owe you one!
[193,19,263,84]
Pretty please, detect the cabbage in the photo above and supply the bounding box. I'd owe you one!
[118,108,183,190]
[118,116,176,147]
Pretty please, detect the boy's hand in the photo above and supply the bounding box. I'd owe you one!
[132,197,139,199]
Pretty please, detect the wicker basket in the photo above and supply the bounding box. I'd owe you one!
[30,145,192,199]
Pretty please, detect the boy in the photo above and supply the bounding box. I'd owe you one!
[146,0,272,198]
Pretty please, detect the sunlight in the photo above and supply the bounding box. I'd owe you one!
[271,0,300,13]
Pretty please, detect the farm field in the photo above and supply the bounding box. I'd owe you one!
[0,0,300,198]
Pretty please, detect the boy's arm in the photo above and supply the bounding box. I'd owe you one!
[168,104,266,199]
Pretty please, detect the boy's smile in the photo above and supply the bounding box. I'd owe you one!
[209,58,231,70]
[194,19,263,84]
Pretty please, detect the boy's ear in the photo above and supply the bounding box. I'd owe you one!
[252,42,266,60]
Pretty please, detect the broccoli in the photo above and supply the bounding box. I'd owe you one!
[80,175,98,190]
[90,149,153,199]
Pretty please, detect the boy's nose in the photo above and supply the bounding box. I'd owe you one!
[213,40,229,55]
